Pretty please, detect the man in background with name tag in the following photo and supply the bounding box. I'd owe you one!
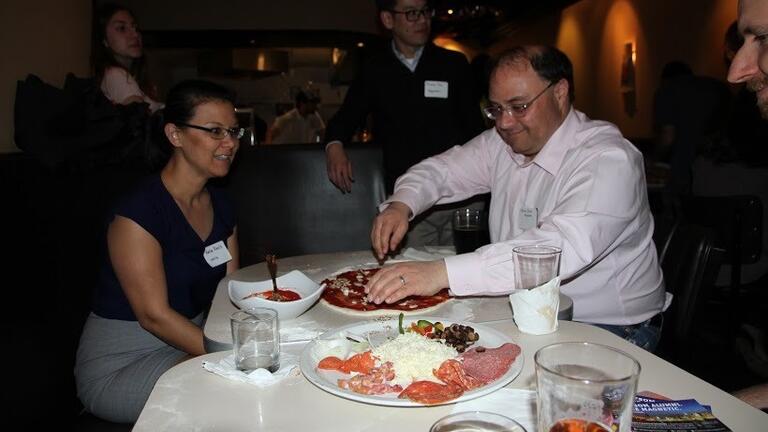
[324,0,484,247]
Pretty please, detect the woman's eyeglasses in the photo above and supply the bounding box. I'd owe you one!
[178,123,246,140]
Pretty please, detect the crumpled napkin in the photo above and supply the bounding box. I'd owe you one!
[452,388,537,432]
[509,277,560,335]
[279,314,329,343]
[401,246,456,261]
[202,353,300,386]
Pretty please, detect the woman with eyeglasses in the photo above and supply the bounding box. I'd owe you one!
[93,3,163,112]
[75,80,241,423]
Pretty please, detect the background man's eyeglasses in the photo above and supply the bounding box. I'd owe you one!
[178,123,246,140]
[482,82,555,119]
[389,7,435,22]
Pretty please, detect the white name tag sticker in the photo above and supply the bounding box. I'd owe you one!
[520,207,538,230]
[424,80,449,98]
[204,240,232,268]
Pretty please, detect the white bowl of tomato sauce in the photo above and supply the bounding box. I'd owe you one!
[228,270,324,319]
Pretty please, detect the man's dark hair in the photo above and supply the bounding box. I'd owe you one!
[375,0,396,11]
[295,90,320,106]
[295,91,309,105]
[375,0,431,12]
[489,46,575,103]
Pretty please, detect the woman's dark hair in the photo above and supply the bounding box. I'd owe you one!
[489,46,575,103]
[162,80,236,126]
[148,80,236,168]
[92,3,155,98]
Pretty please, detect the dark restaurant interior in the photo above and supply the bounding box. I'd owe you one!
[2,0,767,428]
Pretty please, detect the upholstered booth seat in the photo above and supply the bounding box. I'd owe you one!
[225,143,386,266]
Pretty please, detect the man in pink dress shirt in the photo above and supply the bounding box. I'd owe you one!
[365,46,668,350]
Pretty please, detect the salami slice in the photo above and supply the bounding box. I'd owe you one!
[433,359,484,390]
[458,343,521,384]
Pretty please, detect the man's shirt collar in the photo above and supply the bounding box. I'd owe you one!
[392,40,425,72]
[505,107,576,176]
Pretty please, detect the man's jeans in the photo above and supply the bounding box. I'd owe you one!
[589,313,664,352]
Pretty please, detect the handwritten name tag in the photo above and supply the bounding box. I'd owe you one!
[424,80,448,98]
[519,207,538,230]
[204,240,232,268]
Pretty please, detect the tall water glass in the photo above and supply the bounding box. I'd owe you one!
[512,245,561,290]
[535,342,641,432]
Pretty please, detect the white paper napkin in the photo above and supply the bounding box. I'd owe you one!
[441,299,475,322]
[279,313,329,343]
[202,353,300,386]
[452,388,537,432]
[509,277,560,335]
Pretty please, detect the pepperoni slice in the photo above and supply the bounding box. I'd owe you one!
[398,381,465,404]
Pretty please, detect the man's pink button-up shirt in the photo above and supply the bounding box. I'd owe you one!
[385,109,667,325]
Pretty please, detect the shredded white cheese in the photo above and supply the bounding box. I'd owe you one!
[372,332,457,387]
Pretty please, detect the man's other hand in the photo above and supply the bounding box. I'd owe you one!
[371,202,411,260]
[326,142,354,193]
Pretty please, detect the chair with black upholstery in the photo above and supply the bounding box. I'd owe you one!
[225,143,386,266]
[679,195,763,330]
[653,208,681,264]
[657,223,724,367]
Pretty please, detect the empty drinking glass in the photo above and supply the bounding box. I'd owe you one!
[231,308,280,372]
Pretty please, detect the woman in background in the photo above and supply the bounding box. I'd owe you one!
[93,2,163,112]
[75,80,241,423]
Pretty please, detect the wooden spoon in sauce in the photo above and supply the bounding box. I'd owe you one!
[265,254,284,301]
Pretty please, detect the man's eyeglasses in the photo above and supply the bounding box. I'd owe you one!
[389,7,435,22]
[178,123,246,140]
[482,82,555,120]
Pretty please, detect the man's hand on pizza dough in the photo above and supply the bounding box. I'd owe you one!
[371,202,411,260]
[365,260,449,304]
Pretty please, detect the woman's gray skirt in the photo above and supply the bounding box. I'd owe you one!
[74,312,203,423]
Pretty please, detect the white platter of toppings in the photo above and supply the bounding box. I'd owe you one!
[299,316,524,407]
